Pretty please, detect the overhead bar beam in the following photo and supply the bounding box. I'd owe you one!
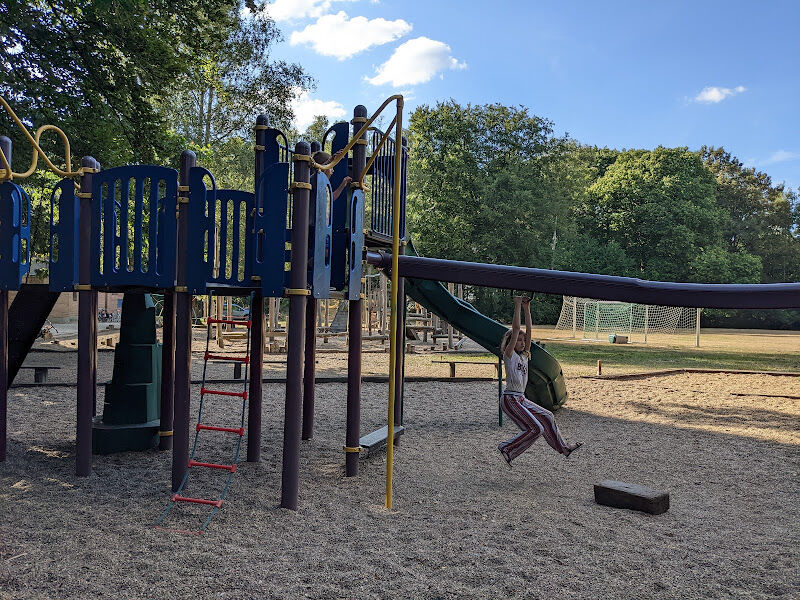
[366,251,800,310]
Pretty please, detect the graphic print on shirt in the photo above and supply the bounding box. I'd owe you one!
[516,360,528,377]
[503,351,528,394]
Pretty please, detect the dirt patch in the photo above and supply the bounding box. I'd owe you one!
[1,370,798,598]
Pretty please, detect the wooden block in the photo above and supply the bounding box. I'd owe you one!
[594,480,669,515]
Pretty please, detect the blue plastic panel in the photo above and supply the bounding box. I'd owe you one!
[326,122,350,290]
[186,167,255,294]
[347,189,365,301]
[309,172,333,299]
[0,181,31,291]
[253,162,290,297]
[49,178,79,292]
[91,165,178,288]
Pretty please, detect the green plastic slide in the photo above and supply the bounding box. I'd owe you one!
[403,240,568,410]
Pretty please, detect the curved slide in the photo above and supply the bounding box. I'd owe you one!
[402,240,568,410]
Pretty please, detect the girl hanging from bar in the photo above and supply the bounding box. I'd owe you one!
[498,296,581,467]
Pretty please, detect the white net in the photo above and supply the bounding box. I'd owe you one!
[554,296,700,343]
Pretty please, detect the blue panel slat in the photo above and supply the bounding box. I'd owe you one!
[91,165,177,288]
[186,166,216,294]
[347,189,365,301]
[253,162,290,297]
[0,182,30,291]
[328,121,350,290]
[216,189,254,286]
[49,179,79,292]
[309,172,332,299]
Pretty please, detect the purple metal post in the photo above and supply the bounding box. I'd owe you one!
[247,290,264,461]
[171,150,196,492]
[0,289,6,462]
[0,135,10,462]
[280,141,312,510]
[158,290,175,450]
[248,114,269,462]
[345,105,367,477]
[77,156,99,476]
[302,297,317,440]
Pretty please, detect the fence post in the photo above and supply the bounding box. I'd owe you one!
[572,297,576,338]
[695,308,701,348]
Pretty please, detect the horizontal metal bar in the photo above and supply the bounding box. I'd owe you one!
[365,251,800,310]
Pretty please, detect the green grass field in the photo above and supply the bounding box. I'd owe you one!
[458,341,800,373]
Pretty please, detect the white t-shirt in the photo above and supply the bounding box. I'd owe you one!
[503,351,528,395]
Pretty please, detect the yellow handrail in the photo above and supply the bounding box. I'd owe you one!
[385,96,403,510]
[0,95,84,181]
[306,94,403,172]
[359,114,398,189]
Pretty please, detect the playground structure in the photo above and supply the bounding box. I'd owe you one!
[3,89,800,522]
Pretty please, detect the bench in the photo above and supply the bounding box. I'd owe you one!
[19,365,61,384]
[432,360,501,379]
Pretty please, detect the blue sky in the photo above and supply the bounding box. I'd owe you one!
[265,0,800,191]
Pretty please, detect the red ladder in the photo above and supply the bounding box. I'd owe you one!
[155,295,253,533]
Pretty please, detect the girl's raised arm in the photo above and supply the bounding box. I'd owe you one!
[522,296,533,355]
[504,296,523,358]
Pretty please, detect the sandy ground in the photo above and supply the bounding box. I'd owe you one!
[1,345,798,599]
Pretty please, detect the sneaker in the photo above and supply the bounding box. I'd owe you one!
[498,447,513,469]
[564,441,583,458]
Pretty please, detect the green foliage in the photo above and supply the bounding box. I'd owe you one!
[1,0,235,167]
[583,147,722,282]
[158,3,310,148]
[407,101,573,321]
[406,101,800,329]
[303,115,332,151]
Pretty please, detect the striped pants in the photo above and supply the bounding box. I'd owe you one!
[498,393,570,461]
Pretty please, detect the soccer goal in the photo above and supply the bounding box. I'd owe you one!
[554,296,702,346]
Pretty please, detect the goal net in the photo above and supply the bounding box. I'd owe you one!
[554,296,701,344]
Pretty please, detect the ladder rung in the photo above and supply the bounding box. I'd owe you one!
[207,318,251,328]
[200,387,247,399]
[188,459,237,472]
[196,424,245,435]
[171,494,223,508]
[205,353,249,363]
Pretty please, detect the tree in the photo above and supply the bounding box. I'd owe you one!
[158,5,311,148]
[0,0,240,167]
[406,101,573,321]
[701,146,799,283]
[303,115,331,149]
[583,147,722,282]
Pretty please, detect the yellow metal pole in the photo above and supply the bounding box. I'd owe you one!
[385,97,404,509]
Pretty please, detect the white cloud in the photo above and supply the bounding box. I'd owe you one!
[693,85,746,103]
[290,12,412,60]
[366,37,466,87]
[760,150,800,165]
[290,90,347,131]
[264,0,356,23]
